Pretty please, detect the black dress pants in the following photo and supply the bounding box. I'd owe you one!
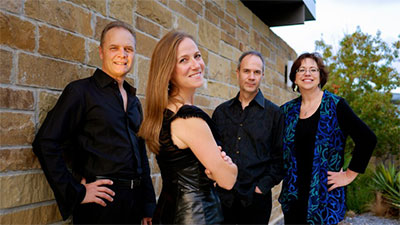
[73,185,144,224]
[222,190,272,224]
[283,199,308,225]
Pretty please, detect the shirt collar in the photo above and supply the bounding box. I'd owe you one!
[228,89,265,108]
[93,69,136,95]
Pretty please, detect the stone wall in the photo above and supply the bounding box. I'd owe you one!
[0,0,297,224]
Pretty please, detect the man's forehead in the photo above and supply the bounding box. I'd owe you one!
[104,28,135,43]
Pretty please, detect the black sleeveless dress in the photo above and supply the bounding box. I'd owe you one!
[153,105,224,224]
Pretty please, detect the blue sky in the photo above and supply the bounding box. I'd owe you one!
[271,0,400,92]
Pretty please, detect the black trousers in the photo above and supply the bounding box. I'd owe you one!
[222,191,272,224]
[73,185,144,224]
[283,199,308,225]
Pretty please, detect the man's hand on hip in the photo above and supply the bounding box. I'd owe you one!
[81,178,115,206]
[255,186,263,194]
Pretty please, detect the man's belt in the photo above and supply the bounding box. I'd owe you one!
[95,175,141,189]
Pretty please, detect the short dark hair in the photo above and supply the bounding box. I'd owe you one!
[289,52,329,92]
[237,50,265,72]
[100,21,136,48]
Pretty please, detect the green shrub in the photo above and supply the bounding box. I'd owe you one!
[372,163,400,209]
[346,167,375,213]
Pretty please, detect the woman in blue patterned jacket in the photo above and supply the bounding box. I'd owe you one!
[279,52,377,224]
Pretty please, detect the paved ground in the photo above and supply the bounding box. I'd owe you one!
[339,213,399,225]
[275,213,400,225]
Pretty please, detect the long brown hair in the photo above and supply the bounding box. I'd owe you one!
[138,31,194,154]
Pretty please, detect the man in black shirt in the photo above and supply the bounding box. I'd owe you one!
[212,51,284,224]
[32,21,156,224]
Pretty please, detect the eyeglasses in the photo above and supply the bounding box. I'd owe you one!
[296,68,320,74]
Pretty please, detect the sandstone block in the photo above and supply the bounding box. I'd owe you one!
[237,15,249,31]
[213,0,224,9]
[224,12,236,26]
[272,85,281,99]
[0,49,13,84]
[136,0,172,29]
[202,108,214,117]
[272,71,285,88]
[136,32,157,58]
[0,202,61,224]
[137,57,150,95]
[252,14,269,38]
[94,16,114,42]
[150,154,160,174]
[199,47,209,65]
[0,0,23,13]
[0,112,34,146]
[109,0,134,24]
[205,1,223,18]
[38,91,61,126]
[221,20,235,37]
[226,0,237,16]
[219,42,233,61]
[136,16,161,38]
[186,0,203,15]
[260,85,272,97]
[250,29,261,51]
[124,73,136,89]
[194,95,211,107]
[199,19,220,53]
[276,56,286,75]
[261,44,271,59]
[25,0,92,37]
[39,25,85,62]
[0,172,55,208]
[206,81,232,99]
[0,87,34,110]
[237,27,249,46]
[264,69,274,87]
[237,1,252,25]
[0,12,35,51]
[208,53,230,83]
[221,32,239,49]
[17,53,91,90]
[177,16,196,39]
[205,10,219,26]
[69,0,106,14]
[229,61,238,85]
[210,97,225,109]
[169,0,197,23]
[0,147,40,172]
[87,40,102,68]
[152,175,162,197]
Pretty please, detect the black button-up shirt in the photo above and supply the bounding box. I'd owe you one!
[33,69,155,219]
[212,90,284,206]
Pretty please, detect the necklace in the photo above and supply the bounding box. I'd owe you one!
[300,100,321,118]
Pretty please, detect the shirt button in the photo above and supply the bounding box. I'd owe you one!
[236,151,239,154]
[240,123,243,127]
[237,136,241,140]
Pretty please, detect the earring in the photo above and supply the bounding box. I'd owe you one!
[294,84,298,92]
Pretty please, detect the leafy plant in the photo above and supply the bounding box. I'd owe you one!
[346,167,375,213]
[315,27,400,157]
[372,163,400,209]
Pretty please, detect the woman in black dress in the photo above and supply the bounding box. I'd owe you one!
[279,52,377,224]
[139,31,238,224]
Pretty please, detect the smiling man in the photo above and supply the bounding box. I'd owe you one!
[212,51,285,224]
[32,21,156,224]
